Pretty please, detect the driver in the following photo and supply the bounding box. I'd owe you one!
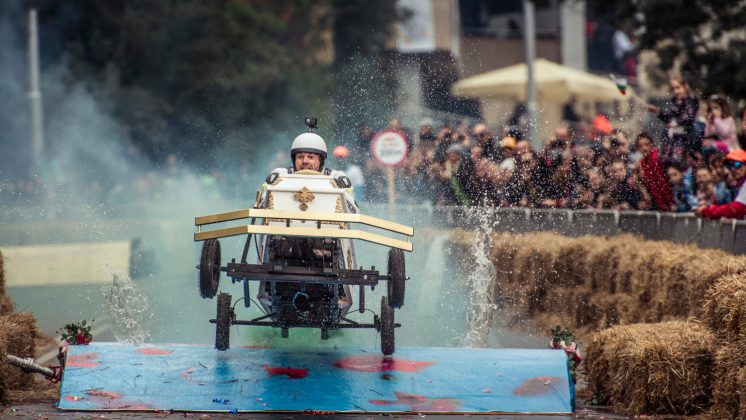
[265,123,354,192]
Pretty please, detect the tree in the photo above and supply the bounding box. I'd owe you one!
[33,0,334,164]
[590,0,746,103]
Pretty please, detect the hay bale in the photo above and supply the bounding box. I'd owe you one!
[709,341,746,419]
[585,321,715,416]
[703,272,746,342]
[0,312,39,402]
[0,294,13,316]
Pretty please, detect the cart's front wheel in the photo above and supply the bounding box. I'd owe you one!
[380,296,395,356]
[199,239,221,299]
[215,292,232,351]
[387,248,406,308]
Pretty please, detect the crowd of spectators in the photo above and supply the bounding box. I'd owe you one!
[2,77,745,221]
[341,78,746,219]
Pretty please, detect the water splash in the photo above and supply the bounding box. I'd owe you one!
[103,274,151,344]
[463,207,497,348]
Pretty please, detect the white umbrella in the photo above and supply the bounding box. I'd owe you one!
[451,58,629,102]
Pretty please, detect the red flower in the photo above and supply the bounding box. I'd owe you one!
[74,332,91,345]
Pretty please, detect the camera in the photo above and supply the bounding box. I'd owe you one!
[305,116,318,130]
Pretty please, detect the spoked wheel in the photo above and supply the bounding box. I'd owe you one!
[387,248,406,309]
[199,239,221,299]
[215,292,232,351]
[380,296,395,356]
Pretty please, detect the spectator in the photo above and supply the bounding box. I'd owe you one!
[695,149,746,219]
[609,129,631,163]
[537,152,578,208]
[708,152,733,204]
[515,138,532,158]
[598,159,643,210]
[694,166,717,207]
[503,151,542,208]
[498,136,518,170]
[704,95,739,151]
[636,132,675,211]
[435,143,475,206]
[666,162,697,212]
[474,125,500,161]
[646,77,700,164]
[611,26,637,83]
[575,167,604,208]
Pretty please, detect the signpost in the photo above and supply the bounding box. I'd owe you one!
[370,130,409,205]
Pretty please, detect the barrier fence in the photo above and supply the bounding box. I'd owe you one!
[436,207,746,256]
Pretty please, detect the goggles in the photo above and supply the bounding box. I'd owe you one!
[724,159,744,170]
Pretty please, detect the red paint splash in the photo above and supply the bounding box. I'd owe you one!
[136,348,173,355]
[181,367,200,384]
[86,389,122,399]
[334,355,434,373]
[263,365,308,379]
[513,376,564,396]
[79,389,151,410]
[66,353,100,368]
[370,392,460,411]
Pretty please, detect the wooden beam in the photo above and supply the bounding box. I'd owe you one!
[194,225,413,252]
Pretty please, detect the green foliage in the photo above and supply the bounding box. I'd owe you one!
[550,325,575,345]
[590,0,746,101]
[550,325,579,382]
[33,0,398,165]
[57,319,94,345]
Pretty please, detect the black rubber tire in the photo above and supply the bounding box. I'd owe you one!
[215,292,232,351]
[199,239,221,299]
[387,248,406,309]
[380,296,395,356]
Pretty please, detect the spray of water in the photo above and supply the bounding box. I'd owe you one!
[463,207,497,348]
[103,274,151,344]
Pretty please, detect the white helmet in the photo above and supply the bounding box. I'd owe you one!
[291,132,327,168]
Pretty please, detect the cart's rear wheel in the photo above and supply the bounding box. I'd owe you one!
[380,296,395,356]
[387,248,406,309]
[215,292,232,351]
[199,239,221,299]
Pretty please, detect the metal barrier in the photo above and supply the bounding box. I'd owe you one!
[440,206,746,255]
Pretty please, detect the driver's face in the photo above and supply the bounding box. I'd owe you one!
[294,152,322,171]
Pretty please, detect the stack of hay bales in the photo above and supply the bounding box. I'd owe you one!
[585,321,715,415]
[703,272,746,418]
[449,230,746,416]
[0,251,40,402]
[472,232,746,334]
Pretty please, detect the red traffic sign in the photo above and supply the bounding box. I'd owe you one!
[370,130,409,166]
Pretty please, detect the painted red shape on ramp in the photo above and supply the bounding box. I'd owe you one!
[66,353,100,368]
[513,376,563,396]
[86,389,121,399]
[136,348,173,355]
[370,391,460,411]
[85,389,152,410]
[264,366,308,379]
[334,355,433,372]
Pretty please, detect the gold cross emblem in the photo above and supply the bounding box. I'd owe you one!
[293,187,315,211]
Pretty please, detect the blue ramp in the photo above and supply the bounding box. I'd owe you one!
[59,342,573,414]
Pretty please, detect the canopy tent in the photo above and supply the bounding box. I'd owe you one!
[451,58,629,102]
